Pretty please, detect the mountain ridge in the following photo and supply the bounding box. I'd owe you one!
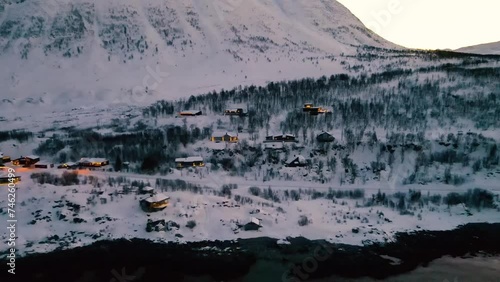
[0,0,398,111]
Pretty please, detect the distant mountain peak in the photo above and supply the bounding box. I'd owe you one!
[0,0,398,110]
[455,41,500,55]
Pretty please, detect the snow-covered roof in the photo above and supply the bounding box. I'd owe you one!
[175,156,203,163]
[25,155,40,159]
[179,110,201,115]
[287,155,306,164]
[249,217,261,225]
[79,158,108,163]
[142,186,154,192]
[143,193,170,203]
[264,142,284,149]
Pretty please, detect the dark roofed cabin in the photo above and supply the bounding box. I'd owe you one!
[303,103,314,112]
[316,132,335,143]
[242,217,262,231]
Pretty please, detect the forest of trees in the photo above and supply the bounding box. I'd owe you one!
[11,55,498,185]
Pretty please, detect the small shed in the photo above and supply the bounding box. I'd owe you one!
[242,217,262,231]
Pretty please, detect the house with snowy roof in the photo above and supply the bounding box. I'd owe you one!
[140,193,170,212]
[175,156,205,168]
[285,155,308,167]
[242,217,262,231]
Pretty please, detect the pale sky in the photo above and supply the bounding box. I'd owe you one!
[336,0,500,50]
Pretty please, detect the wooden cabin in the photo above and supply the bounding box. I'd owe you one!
[78,158,109,167]
[175,157,205,168]
[34,163,54,169]
[211,132,238,143]
[309,107,329,115]
[241,217,262,231]
[265,134,297,142]
[57,162,78,169]
[316,131,335,143]
[0,152,11,163]
[224,108,244,116]
[140,193,170,212]
[303,103,314,112]
[178,110,202,117]
[285,155,307,167]
[12,155,40,166]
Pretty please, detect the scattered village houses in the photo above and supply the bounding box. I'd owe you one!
[140,193,170,212]
[175,156,205,168]
[210,132,239,143]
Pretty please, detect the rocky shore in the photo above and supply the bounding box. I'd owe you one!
[2,223,500,282]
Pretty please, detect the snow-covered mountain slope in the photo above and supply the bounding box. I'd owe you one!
[0,0,397,111]
[455,41,500,55]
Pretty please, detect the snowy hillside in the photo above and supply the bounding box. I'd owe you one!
[0,0,397,111]
[455,41,500,55]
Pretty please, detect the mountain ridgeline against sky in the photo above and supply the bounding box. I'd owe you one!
[455,41,500,55]
[0,0,397,109]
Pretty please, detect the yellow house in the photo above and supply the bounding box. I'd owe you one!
[210,132,238,143]
[303,103,314,112]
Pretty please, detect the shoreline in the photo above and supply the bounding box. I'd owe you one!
[1,223,500,282]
